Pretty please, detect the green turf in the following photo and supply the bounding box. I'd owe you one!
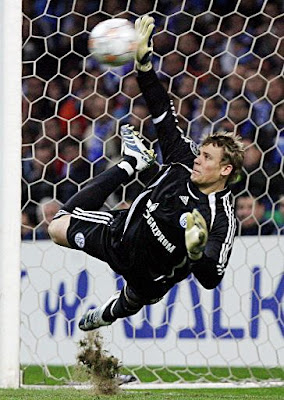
[21,365,284,385]
[0,387,283,400]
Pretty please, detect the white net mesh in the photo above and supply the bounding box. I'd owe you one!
[21,0,283,385]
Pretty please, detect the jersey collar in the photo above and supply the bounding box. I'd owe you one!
[171,162,231,201]
[187,178,231,201]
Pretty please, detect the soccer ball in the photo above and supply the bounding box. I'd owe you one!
[88,18,138,67]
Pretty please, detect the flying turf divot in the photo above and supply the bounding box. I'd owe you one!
[76,331,120,395]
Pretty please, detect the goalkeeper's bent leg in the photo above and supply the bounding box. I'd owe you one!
[48,162,134,247]
[58,163,134,215]
[102,286,145,322]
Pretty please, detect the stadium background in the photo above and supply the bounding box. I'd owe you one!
[18,0,284,385]
[22,0,284,240]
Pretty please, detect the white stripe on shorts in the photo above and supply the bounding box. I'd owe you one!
[74,207,113,218]
[72,207,113,224]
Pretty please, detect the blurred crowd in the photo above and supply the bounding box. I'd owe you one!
[21,0,284,240]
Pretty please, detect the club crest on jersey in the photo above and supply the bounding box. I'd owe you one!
[181,134,200,157]
[179,196,189,206]
[75,232,85,248]
[190,140,200,157]
[179,212,188,229]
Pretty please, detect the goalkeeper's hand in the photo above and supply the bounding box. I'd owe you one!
[135,15,155,72]
[185,209,208,260]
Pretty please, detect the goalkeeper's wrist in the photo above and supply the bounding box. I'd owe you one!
[187,250,203,261]
[135,60,152,72]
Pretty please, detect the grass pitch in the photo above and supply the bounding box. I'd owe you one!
[0,365,282,399]
[21,364,284,385]
[0,387,283,400]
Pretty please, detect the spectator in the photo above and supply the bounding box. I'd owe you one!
[21,1,283,241]
[228,98,249,125]
[245,72,271,127]
[83,94,116,173]
[267,77,284,105]
[22,138,58,205]
[113,74,141,119]
[227,97,256,139]
[236,195,276,236]
[161,52,185,77]
[43,118,62,141]
[21,211,35,241]
[177,33,200,57]
[265,195,284,235]
[221,74,243,101]
[232,137,282,200]
[130,0,154,16]
[22,211,46,240]
[190,98,223,143]
[174,74,195,99]
[23,139,56,183]
[57,138,91,203]
[153,29,175,57]
[127,104,151,132]
[58,95,88,136]
[23,77,55,120]
[35,198,61,239]
[46,79,64,102]
[278,196,284,235]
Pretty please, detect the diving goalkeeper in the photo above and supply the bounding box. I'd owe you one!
[48,16,244,331]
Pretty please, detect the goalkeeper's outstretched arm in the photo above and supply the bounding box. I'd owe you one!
[135,15,198,165]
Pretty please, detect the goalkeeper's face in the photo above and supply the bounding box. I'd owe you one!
[191,144,232,191]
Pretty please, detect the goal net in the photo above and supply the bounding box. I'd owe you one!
[20,0,283,387]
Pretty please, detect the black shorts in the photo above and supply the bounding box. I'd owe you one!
[66,207,188,304]
[66,207,115,263]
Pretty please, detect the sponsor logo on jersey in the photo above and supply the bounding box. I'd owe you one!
[75,232,85,248]
[146,199,159,212]
[143,201,176,254]
[179,212,188,228]
[179,196,189,206]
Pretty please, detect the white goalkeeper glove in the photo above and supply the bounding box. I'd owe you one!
[135,15,155,72]
[185,209,208,260]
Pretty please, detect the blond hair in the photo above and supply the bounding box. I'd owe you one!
[201,131,244,184]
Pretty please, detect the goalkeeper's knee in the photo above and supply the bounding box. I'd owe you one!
[48,214,71,247]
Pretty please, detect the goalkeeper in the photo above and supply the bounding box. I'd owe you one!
[48,16,244,331]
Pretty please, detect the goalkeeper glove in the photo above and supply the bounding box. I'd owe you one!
[185,209,208,260]
[135,15,155,72]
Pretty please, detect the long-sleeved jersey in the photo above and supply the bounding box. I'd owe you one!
[104,68,236,298]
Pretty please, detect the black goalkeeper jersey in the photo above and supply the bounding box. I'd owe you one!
[105,69,236,296]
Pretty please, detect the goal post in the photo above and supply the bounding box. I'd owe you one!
[0,0,22,389]
[19,0,284,388]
